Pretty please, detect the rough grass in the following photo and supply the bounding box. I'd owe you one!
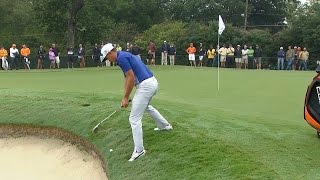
[0,67,319,179]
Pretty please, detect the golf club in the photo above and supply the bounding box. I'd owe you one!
[92,100,131,133]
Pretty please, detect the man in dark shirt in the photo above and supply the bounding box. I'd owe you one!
[161,41,169,65]
[92,43,101,67]
[130,43,141,59]
[37,45,46,69]
[254,45,262,70]
[234,45,242,69]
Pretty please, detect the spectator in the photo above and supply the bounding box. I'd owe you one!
[48,48,55,69]
[52,44,60,69]
[110,43,118,66]
[218,44,227,68]
[37,45,46,69]
[67,46,74,69]
[20,44,31,70]
[293,46,298,71]
[131,43,141,59]
[277,47,285,70]
[78,44,85,68]
[92,43,101,67]
[100,44,109,67]
[213,45,220,66]
[226,44,235,68]
[147,41,156,65]
[186,42,196,67]
[198,43,206,67]
[286,46,294,70]
[247,46,254,69]
[241,45,249,69]
[9,44,19,70]
[297,47,302,70]
[206,45,215,67]
[168,43,176,65]
[114,44,122,66]
[116,44,122,51]
[234,45,242,69]
[300,47,309,70]
[161,41,169,65]
[0,45,8,70]
[125,43,131,52]
[254,45,262,70]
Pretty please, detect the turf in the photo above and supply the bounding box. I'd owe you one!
[0,66,319,179]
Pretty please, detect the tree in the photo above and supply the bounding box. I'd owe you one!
[134,21,187,51]
[33,0,84,48]
[67,0,85,48]
[107,0,165,31]
[0,0,42,48]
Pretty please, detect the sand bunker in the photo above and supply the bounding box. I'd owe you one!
[0,125,108,180]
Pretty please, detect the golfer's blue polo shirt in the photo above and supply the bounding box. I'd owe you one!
[117,51,153,84]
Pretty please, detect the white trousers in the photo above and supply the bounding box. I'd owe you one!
[169,55,175,65]
[161,52,168,65]
[130,76,170,152]
[2,57,8,70]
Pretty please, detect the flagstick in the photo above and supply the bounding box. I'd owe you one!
[217,34,220,92]
[217,15,225,93]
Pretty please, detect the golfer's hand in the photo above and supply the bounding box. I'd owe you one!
[121,98,129,108]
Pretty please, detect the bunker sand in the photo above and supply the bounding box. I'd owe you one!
[0,124,108,180]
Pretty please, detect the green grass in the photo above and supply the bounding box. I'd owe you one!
[0,66,319,179]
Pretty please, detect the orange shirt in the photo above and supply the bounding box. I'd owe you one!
[186,47,196,54]
[21,47,30,57]
[0,49,8,57]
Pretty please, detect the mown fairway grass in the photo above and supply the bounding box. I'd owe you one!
[0,66,319,179]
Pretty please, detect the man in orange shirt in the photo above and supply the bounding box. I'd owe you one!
[21,44,31,70]
[0,45,9,70]
[186,42,196,67]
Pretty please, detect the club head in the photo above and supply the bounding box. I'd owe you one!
[92,125,99,134]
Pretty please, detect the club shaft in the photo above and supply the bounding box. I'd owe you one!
[100,110,118,125]
[93,100,131,133]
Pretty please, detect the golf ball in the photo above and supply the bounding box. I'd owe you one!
[109,149,113,152]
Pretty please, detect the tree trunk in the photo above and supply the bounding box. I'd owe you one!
[67,0,84,48]
[67,16,76,48]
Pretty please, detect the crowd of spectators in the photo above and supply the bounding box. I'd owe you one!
[0,41,310,71]
[121,41,310,71]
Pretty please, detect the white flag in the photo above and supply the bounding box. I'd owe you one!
[218,15,225,35]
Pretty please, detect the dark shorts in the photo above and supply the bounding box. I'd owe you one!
[255,57,262,64]
[147,53,154,60]
[68,55,74,62]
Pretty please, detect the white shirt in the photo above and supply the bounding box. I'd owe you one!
[242,49,249,56]
[10,48,19,58]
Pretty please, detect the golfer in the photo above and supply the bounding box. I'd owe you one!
[101,43,173,162]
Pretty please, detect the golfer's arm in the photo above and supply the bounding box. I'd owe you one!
[124,69,135,99]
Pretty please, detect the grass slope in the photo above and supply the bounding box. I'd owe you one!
[0,67,319,179]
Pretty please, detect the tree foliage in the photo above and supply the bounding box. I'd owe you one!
[0,0,319,69]
[107,0,164,31]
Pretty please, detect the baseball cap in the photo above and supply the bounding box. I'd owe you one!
[101,43,115,62]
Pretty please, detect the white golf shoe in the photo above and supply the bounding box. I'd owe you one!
[154,124,173,131]
[128,150,146,162]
